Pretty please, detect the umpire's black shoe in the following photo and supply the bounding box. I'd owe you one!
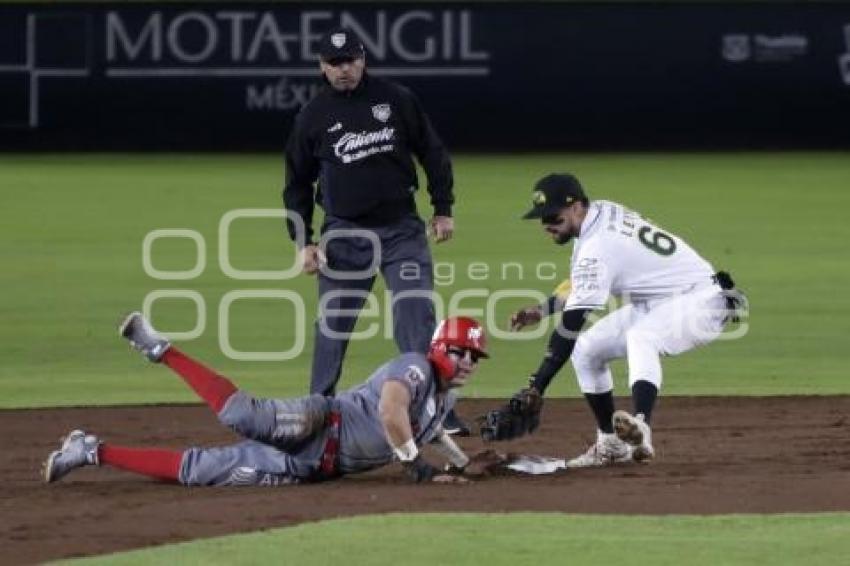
[443,409,471,437]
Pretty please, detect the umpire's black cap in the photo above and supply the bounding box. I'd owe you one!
[522,173,587,219]
[319,28,366,63]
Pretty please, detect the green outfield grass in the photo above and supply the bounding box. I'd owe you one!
[61,512,850,565]
[2,152,849,408]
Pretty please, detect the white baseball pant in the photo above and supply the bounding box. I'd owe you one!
[571,285,729,393]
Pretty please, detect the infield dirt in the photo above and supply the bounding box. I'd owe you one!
[2,396,849,564]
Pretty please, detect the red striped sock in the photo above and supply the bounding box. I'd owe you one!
[99,444,183,482]
[162,348,237,413]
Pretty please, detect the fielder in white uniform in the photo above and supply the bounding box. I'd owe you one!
[509,173,747,468]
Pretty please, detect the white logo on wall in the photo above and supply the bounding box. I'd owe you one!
[839,24,850,86]
[3,9,492,124]
[101,9,491,114]
[722,35,751,62]
[372,103,391,122]
[246,78,322,111]
[721,32,808,63]
[0,14,91,128]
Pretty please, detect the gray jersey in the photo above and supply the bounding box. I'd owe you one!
[178,352,454,486]
[334,352,456,474]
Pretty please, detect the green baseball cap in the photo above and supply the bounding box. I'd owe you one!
[522,173,587,220]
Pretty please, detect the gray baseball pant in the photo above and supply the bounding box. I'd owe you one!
[310,214,435,396]
[179,392,331,486]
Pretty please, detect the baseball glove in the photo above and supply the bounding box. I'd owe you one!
[509,306,543,331]
[478,387,543,442]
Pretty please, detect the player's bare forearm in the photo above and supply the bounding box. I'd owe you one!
[378,380,414,450]
[379,381,455,483]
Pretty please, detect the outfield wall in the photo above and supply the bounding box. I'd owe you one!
[1,2,849,150]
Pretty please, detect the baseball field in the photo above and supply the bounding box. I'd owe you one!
[2,152,849,564]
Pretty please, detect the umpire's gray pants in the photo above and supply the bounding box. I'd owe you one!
[311,214,435,396]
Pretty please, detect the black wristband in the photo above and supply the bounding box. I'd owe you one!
[433,203,452,217]
[402,455,439,483]
[540,295,560,316]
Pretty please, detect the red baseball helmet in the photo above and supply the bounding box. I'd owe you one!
[428,317,489,380]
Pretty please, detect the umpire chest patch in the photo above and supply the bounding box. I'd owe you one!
[372,103,391,123]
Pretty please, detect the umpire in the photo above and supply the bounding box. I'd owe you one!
[282,28,466,433]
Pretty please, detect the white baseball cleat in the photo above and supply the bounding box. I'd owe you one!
[119,311,171,362]
[613,410,655,462]
[566,431,634,468]
[43,430,101,483]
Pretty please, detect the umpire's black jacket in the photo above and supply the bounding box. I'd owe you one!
[283,73,454,244]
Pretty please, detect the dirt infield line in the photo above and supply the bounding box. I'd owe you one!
[2,397,849,564]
